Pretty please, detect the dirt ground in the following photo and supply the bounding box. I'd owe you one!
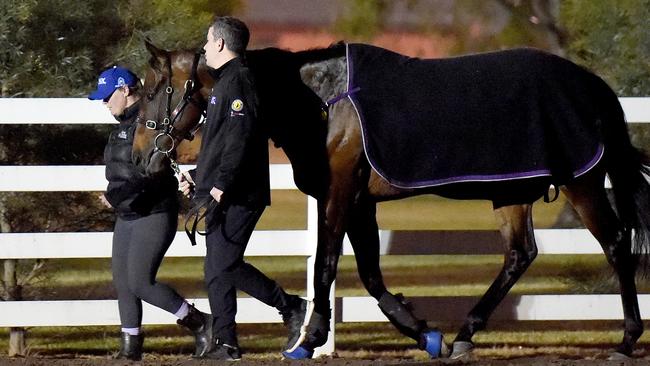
[1,355,650,366]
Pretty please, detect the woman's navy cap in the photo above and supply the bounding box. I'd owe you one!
[88,66,137,100]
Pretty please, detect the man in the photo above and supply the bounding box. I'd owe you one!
[180,16,309,361]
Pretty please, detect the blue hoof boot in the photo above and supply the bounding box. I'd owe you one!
[282,346,313,360]
[422,330,443,358]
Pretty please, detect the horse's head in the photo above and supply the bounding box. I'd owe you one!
[133,40,212,177]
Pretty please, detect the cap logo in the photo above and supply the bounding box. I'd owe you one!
[98,77,107,85]
[116,77,126,87]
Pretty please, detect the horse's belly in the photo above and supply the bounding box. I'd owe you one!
[368,168,553,206]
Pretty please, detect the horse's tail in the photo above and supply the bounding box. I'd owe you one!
[600,81,650,273]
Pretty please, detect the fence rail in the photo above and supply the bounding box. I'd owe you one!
[1,97,650,355]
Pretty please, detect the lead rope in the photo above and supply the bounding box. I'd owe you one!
[184,197,219,246]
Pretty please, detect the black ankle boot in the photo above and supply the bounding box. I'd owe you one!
[115,332,143,361]
[378,292,427,341]
[177,304,213,357]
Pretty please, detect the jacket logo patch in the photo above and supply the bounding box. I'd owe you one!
[117,130,128,139]
[210,96,217,105]
[231,99,244,112]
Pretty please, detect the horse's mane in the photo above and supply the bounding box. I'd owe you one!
[292,42,347,66]
[246,42,346,68]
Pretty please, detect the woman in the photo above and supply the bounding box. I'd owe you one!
[88,66,212,360]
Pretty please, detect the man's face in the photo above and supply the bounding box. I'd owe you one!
[103,87,128,117]
[203,27,221,69]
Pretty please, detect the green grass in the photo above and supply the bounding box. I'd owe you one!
[33,254,628,300]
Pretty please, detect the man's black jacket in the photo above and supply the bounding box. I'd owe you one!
[103,101,178,219]
[191,57,271,207]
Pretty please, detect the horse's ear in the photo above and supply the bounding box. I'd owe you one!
[145,39,167,71]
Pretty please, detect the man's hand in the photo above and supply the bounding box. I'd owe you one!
[98,193,112,208]
[179,171,195,198]
[210,186,223,202]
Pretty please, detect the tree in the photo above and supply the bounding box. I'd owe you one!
[0,0,241,98]
[334,0,390,41]
[561,0,650,97]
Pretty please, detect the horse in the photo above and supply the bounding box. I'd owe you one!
[132,40,650,360]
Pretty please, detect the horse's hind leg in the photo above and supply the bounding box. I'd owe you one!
[346,193,445,357]
[451,203,538,359]
[563,171,642,358]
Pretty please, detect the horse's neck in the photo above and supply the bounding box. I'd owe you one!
[265,57,347,199]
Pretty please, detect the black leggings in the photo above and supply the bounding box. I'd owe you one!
[112,211,184,328]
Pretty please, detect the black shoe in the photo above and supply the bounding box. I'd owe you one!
[177,304,213,357]
[114,332,143,361]
[203,340,242,361]
[280,298,311,352]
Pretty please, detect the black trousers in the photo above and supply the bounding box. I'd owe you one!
[204,204,294,345]
[112,211,184,328]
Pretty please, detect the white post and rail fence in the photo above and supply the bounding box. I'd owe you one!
[1,98,650,356]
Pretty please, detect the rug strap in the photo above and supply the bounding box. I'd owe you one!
[543,184,559,203]
[325,86,361,107]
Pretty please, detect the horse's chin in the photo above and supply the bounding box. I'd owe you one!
[145,151,171,178]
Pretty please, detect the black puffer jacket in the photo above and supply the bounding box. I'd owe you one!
[103,101,178,220]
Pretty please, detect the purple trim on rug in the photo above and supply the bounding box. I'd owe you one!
[373,143,606,189]
[573,143,604,177]
[347,44,355,94]
[346,43,393,187]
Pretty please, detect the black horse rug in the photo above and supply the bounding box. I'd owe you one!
[344,43,606,188]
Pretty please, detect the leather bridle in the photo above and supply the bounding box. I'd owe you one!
[139,49,207,173]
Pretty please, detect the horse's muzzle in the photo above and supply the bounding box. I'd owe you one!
[145,150,171,177]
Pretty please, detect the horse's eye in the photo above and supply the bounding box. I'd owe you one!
[146,92,155,100]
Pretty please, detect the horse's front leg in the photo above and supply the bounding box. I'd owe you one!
[284,188,352,359]
[283,163,361,360]
[281,193,349,359]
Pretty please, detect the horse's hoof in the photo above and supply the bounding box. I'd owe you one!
[449,341,474,360]
[282,346,314,360]
[421,330,445,358]
[608,351,631,361]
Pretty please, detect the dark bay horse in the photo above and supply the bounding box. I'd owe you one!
[132,40,650,360]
